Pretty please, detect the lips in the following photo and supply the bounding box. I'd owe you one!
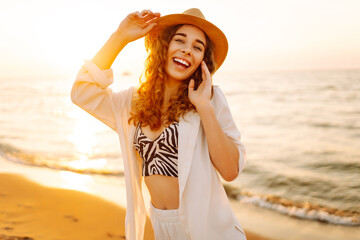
[173,57,191,68]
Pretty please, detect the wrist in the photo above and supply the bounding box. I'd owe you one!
[111,31,130,47]
[195,102,214,116]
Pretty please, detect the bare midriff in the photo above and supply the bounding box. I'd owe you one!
[145,175,179,210]
[133,98,180,210]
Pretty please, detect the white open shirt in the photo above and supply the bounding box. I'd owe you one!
[71,60,247,239]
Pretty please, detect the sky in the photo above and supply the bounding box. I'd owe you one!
[0,0,360,77]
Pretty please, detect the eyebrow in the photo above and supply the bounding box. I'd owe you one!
[174,33,206,48]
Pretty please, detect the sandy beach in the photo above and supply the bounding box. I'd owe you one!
[0,173,154,240]
[0,158,271,240]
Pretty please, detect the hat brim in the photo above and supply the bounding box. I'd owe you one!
[146,14,228,71]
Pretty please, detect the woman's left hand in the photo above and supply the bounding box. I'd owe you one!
[188,61,212,110]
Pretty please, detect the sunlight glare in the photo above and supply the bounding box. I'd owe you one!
[67,109,105,169]
[59,171,93,192]
[68,158,108,171]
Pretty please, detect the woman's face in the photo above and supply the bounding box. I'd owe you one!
[165,25,206,82]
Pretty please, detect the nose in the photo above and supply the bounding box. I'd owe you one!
[181,46,192,56]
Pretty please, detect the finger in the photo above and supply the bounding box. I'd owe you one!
[201,61,211,81]
[202,62,212,86]
[130,11,144,23]
[140,10,156,19]
[134,11,141,18]
[130,11,149,27]
[128,11,140,20]
[188,79,195,93]
[141,22,157,35]
[201,67,206,84]
[144,12,161,23]
[141,9,151,16]
[141,9,158,17]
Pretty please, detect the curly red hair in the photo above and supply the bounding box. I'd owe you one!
[128,24,216,130]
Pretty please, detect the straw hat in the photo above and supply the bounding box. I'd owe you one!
[147,8,228,71]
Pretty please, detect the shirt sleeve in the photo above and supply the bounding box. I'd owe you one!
[70,60,134,132]
[211,86,247,176]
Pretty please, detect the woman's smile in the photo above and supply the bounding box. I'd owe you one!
[173,57,191,69]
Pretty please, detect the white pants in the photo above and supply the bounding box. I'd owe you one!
[149,203,190,240]
[149,203,247,240]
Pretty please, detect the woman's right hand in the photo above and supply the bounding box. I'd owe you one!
[115,10,160,44]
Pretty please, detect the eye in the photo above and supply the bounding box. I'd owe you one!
[194,46,203,51]
[174,38,184,43]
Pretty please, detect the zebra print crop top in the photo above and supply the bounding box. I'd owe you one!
[133,122,179,177]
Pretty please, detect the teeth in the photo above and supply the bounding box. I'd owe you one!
[174,58,190,67]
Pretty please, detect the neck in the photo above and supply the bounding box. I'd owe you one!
[164,77,182,105]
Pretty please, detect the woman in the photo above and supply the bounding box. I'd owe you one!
[71,8,247,240]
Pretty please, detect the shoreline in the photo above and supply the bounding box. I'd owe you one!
[0,157,271,240]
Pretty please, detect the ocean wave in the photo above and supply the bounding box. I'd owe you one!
[0,143,123,176]
[307,160,360,174]
[224,184,360,226]
[308,121,359,130]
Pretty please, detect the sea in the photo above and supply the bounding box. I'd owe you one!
[0,68,359,227]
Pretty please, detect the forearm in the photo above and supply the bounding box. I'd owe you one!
[197,103,239,181]
[91,10,159,70]
[91,31,128,70]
